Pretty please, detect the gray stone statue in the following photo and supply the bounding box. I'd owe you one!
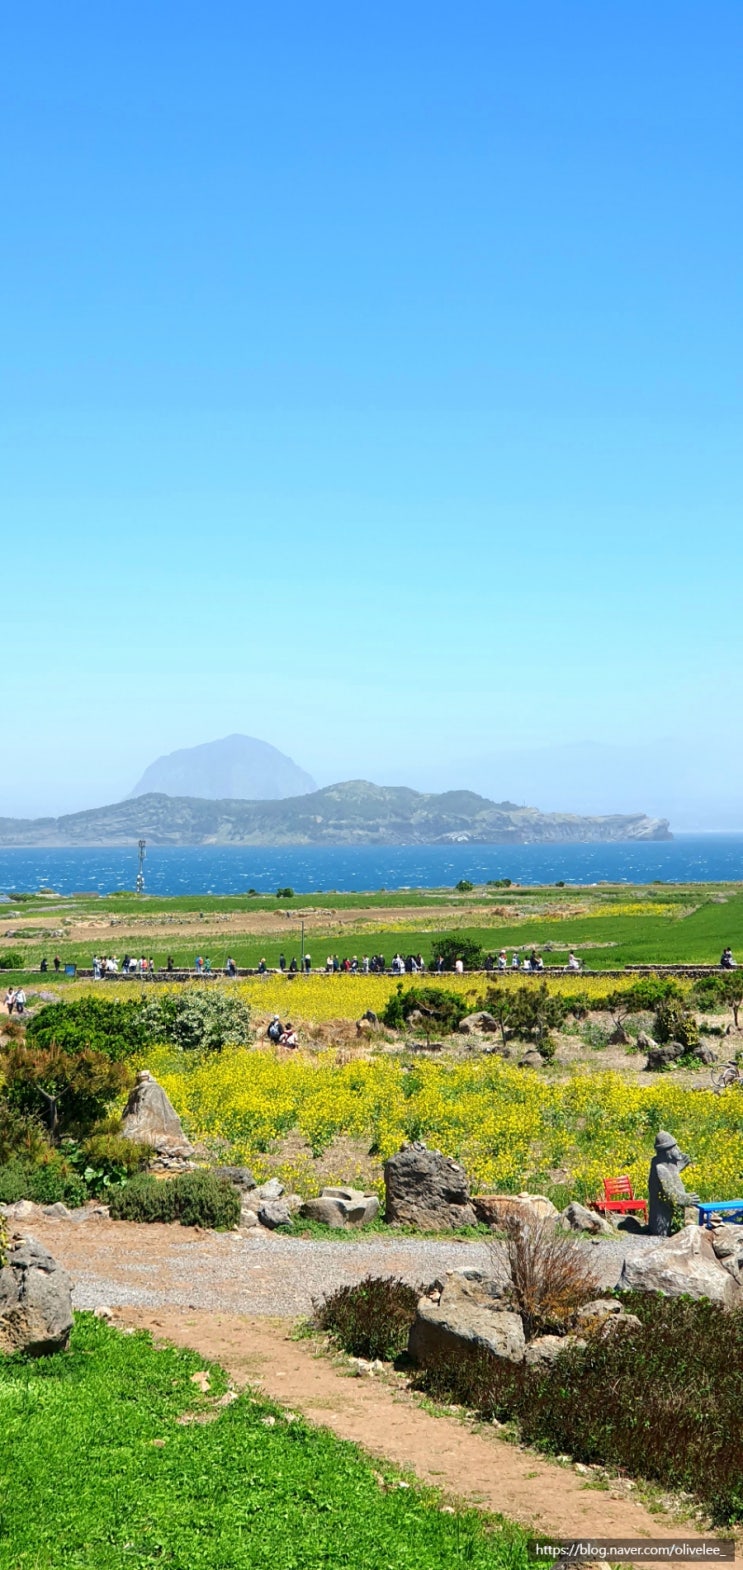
[648,1131,700,1235]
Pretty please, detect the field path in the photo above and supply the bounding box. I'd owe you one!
[21,1215,734,1550]
[120,1304,709,1546]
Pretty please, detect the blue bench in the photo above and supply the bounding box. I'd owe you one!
[698,1200,743,1226]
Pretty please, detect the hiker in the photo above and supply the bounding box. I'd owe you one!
[40,957,48,973]
[289,956,298,973]
[258,958,267,974]
[225,957,236,977]
[511,952,520,969]
[721,947,737,969]
[497,950,507,970]
[303,953,311,973]
[13,987,26,1016]
[53,955,60,973]
[166,956,174,972]
[267,1015,283,1044]
[280,1021,298,1049]
[566,951,581,972]
[4,987,16,1015]
[454,958,464,974]
[279,953,286,971]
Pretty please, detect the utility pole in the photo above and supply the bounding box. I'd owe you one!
[301,918,305,972]
[136,840,146,895]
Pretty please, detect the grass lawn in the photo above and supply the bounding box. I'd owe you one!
[0,1315,532,1570]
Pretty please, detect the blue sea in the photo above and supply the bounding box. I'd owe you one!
[1,836,742,897]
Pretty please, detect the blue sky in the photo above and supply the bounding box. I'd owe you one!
[2,2,742,824]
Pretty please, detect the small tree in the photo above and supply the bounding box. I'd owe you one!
[140,990,251,1053]
[455,879,474,893]
[718,973,743,1031]
[381,985,469,1035]
[2,1045,131,1142]
[430,936,484,972]
[510,983,567,1059]
[604,979,682,1043]
[481,986,520,1050]
[653,1000,700,1053]
[27,997,148,1060]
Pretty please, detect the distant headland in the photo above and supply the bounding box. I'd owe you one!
[0,779,671,847]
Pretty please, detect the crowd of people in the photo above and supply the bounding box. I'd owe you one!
[74,948,586,976]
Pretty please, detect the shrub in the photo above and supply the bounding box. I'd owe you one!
[109,1169,241,1229]
[495,1218,600,1339]
[0,1100,51,1166]
[0,951,23,971]
[26,997,147,1060]
[412,1291,743,1523]
[429,936,483,972]
[69,1132,153,1195]
[1,1044,132,1141]
[108,1172,177,1223]
[0,1156,87,1208]
[381,985,468,1034]
[140,991,252,1053]
[455,879,474,893]
[315,1275,421,1360]
[276,887,294,899]
[653,1000,700,1051]
[508,984,566,1059]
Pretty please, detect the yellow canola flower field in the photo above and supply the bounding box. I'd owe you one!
[230,971,679,1023]
[148,1047,743,1205]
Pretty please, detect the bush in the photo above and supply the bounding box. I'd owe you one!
[653,999,700,1051]
[109,1169,241,1229]
[496,1218,600,1339]
[71,1132,153,1195]
[140,991,252,1053]
[412,1291,743,1523]
[0,1101,51,1166]
[315,1275,421,1360]
[1,1044,132,1141]
[26,997,148,1060]
[455,879,474,893]
[381,985,469,1034]
[0,951,24,971]
[0,1156,87,1208]
[276,887,294,899]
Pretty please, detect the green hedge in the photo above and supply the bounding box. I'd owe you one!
[109,1169,241,1229]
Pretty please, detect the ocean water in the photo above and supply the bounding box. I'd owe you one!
[0,836,742,897]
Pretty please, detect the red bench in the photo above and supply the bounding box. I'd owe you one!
[590,1177,648,1221]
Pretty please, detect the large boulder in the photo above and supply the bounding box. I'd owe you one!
[121,1071,194,1158]
[211,1165,256,1193]
[384,1142,477,1230]
[0,1236,73,1356]
[408,1268,525,1365]
[618,1225,743,1307]
[300,1187,380,1229]
[708,1222,743,1283]
[561,1201,615,1236]
[473,1192,558,1227]
[458,1011,498,1036]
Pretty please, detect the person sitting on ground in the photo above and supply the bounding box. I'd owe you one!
[280,1021,298,1049]
[267,1014,283,1044]
[721,947,737,969]
[566,951,581,972]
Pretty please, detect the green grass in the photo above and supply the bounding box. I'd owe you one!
[0,1314,533,1569]
[3,884,743,975]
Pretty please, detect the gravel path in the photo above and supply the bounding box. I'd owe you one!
[24,1215,659,1317]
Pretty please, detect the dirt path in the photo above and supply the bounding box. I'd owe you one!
[119,1304,711,1547]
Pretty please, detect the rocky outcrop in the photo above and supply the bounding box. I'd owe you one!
[121,1071,194,1159]
[408,1269,525,1365]
[0,1235,73,1355]
[618,1225,742,1307]
[211,1166,256,1193]
[300,1187,380,1229]
[384,1142,477,1230]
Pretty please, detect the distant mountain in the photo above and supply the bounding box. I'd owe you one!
[129,735,316,802]
[0,780,672,847]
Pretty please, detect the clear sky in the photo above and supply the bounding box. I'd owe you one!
[2,2,742,825]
